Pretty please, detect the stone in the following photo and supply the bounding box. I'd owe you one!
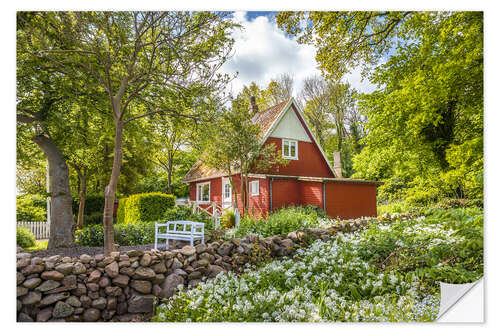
[88,291,100,300]
[153,274,165,285]
[16,258,30,269]
[140,253,152,266]
[119,254,129,261]
[107,297,117,310]
[72,283,87,296]
[80,254,92,264]
[207,265,225,278]
[172,268,187,276]
[216,242,234,256]
[112,274,130,288]
[196,258,210,267]
[53,301,74,318]
[130,280,152,294]
[37,307,53,322]
[133,267,156,280]
[87,283,99,292]
[40,292,69,306]
[41,270,64,281]
[55,263,74,275]
[180,245,196,256]
[35,280,61,292]
[17,299,22,312]
[74,307,84,315]
[118,260,131,268]
[94,254,105,261]
[159,274,184,298]
[195,243,208,254]
[66,296,82,307]
[101,256,115,266]
[88,269,102,283]
[73,262,87,275]
[17,286,28,297]
[21,291,41,305]
[188,279,202,288]
[23,277,42,289]
[80,295,92,308]
[83,308,101,322]
[188,271,202,280]
[62,256,72,263]
[171,258,183,270]
[17,313,34,322]
[120,267,135,277]
[62,275,77,288]
[163,251,174,259]
[105,261,119,278]
[152,262,167,273]
[16,252,31,260]
[131,261,139,268]
[127,295,155,313]
[92,297,107,310]
[17,272,25,285]
[22,264,44,275]
[281,238,295,248]
[105,286,123,297]
[127,250,144,257]
[99,276,111,288]
[116,301,128,315]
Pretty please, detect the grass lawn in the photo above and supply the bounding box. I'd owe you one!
[25,239,48,251]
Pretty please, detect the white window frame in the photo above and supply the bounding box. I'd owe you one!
[249,180,260,196]
[282,139,298,160]
[196,181,211,203]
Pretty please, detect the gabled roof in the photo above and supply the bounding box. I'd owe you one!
[182,98,336,183]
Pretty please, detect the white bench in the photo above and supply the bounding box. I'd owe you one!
[154,220,205,250]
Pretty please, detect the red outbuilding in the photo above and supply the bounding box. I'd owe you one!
[182,98,381,220]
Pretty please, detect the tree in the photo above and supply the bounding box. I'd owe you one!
[24,12,236,254]
[351,12,483,203]
[267,73,294,105]
[276,11,412,79]
[203,98,288,214]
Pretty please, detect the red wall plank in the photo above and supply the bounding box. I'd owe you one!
[299,181,323,208]
[325,182,377,219]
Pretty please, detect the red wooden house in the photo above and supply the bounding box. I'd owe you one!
[182,98,381,219]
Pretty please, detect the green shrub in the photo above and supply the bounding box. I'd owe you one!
[72,194,106,216]
[234,206,322,238]
[163,205,214,231]
[120,192,175,224]
[75,222,156,247]
[221,209,235,229]
[16,195,47,221]
[83,212,104,226]
[17,227,36,248]
[117,197,127,224]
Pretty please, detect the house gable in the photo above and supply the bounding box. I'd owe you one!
[268,106,311,142]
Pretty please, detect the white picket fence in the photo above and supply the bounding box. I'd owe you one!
[17,221,50,239]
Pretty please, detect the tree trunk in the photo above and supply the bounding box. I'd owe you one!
[239,174,245,215]
[167,153,173,194]
[103,117,124,255]
[77,172,87,229]
[32,134,75,249]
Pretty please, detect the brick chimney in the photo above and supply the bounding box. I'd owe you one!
[333,151,342,178]
[249,96,259,115]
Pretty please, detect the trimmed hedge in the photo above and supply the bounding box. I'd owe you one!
[16,195,46,221]
[119,192,175,225]
[116,197,127,224]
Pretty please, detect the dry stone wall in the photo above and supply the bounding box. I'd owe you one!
[16,218,375,322]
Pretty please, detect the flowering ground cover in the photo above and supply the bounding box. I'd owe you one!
[153,207,483,322]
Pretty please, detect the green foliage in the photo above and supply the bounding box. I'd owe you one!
[25,239,48,251]
[116,197,128,224]
[76,222,156,247]
[17,227,36,248]
[162,205,215,231]
[154,207,481,322]
[83,212,104,226]
[221,209,236,229]
[120,192,176,225]
[235,205,326,238]
[72,194,105,216]
[16,195,46,221]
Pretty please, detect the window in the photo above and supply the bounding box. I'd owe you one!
[282,139,298,159]
[196,182,210,202]
[224,183,231,200]
[250,180,259,196]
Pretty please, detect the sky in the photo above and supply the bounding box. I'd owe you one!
[219,11,378,99]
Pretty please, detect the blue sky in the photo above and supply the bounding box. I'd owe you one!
[219,11,377,97]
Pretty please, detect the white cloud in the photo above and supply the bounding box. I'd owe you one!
[220,12,378,99]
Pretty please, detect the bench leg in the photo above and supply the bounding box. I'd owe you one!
[165,238,169,250]
[190,238,193,246]
[154,237,157,250]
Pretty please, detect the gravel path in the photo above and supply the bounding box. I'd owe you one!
[27,241,190,258]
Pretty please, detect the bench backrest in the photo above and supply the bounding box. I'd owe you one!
[156,220,204,235]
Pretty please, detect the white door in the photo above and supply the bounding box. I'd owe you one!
[222,178,232,209]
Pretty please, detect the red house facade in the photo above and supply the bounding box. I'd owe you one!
[183,98,381,219]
